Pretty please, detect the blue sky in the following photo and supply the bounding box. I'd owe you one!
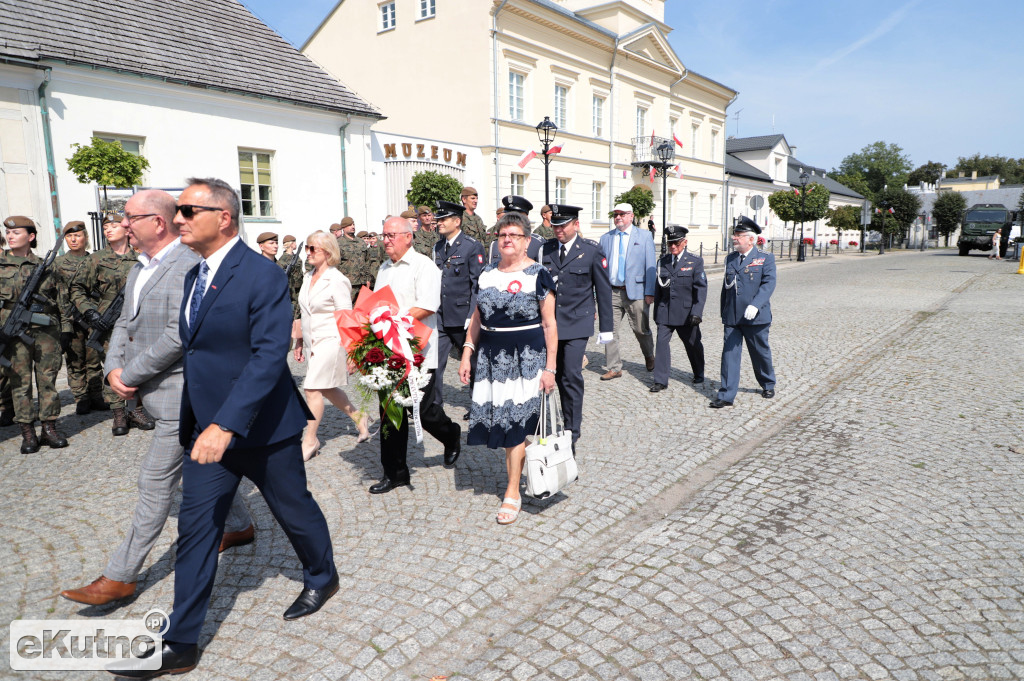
[244,0,1023,174]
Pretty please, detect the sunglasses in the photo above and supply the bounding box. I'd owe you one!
[176,204,225,218]
[305,245,319,253]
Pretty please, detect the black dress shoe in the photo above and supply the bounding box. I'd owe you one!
[283,573,339,620]
[444,424,462,466]
[649,383,667,393]
[107,641,198,679]
[762,389,775,399]
[692,376,705,384]
[709,399,733,409]
[369,477,410,494]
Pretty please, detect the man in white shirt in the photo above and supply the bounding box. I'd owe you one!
[61,189,253,609]
[371,216,461,493]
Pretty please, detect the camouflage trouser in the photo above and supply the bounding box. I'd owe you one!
[7,326,63,423]
[97,337,125,409]
[64,327,104,401]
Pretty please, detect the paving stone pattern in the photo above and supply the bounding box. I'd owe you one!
[1,251,1021,680]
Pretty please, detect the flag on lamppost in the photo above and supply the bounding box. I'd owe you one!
[650,131,655,147]
[516,149,536,169]
[546,145,562,155]
[649,165,656,183]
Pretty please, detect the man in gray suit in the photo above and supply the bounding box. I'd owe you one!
[60,189,253,606]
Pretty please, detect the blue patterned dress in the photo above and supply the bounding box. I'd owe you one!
[468,263,555,449]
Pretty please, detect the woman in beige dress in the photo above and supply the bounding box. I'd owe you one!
[292,230,370,461]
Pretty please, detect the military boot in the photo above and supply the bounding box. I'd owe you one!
[90,396,110,412]
[0,410,14,427]
[127,406,155,431]
[111,408,129,436]
[20,422,39,454]
[75,400,92,415]
[40,420,69,448]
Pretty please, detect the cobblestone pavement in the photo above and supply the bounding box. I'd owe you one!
[1,251,1021,680]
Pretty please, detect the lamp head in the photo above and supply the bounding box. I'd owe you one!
[536,116,558,145]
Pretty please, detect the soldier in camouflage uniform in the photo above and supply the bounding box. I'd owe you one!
[70,214,154,436]
[460,186,486,242]
[0,228,12,427]
[535,204,555,239]
[406,209,437,257]
[336,216,371,302]
[0,216,70,453]
[277,234,304,320]
[54,221,104,415]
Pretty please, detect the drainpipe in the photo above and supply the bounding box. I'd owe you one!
[608,36,621,217]
[721,91,739,249]
[37,67,62,243]
[339,114,351,217]
[492,0,510,208]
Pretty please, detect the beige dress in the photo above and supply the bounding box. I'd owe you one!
[299,267,352,389]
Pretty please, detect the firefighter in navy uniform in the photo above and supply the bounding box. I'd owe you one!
[431,200,485,417]
[649,225,707,392]
[539,204,614,452]
[486,195,544,264]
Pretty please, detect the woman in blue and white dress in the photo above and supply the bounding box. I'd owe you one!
[459,212,558,525]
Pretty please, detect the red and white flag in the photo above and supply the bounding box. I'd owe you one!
[674,164,683,179]
[793,188,800,196]
[546,145,562,156]
[650,131,655,147]
[887,206,895,214]
[516,149,536,169]
[649,166,656,183]
[673,134,683,148]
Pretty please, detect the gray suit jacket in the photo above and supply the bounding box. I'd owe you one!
[104,241,200,421]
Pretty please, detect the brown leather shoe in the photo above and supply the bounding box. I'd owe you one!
[219,524,255,553]
[645,356,655,372]
[20,422,39,454]
[600,370,622,381]
[111,407,129,436]
[127,406,156,431]
[40,420,69,448]
[60,576,136,605]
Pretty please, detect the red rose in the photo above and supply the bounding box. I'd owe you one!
[387,355,406,370]
[364,348,386,364]
[413,353,424,367]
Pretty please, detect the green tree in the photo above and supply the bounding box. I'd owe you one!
[907,161,946,187]
[767,189,798,224]
[870,187,921,243]
[932,191,967,246]
[66,137,150,209]
[826,205,861,242]
[768,183,829,240]
[610,185,655,221]
[405,170,462,208]
[831,141,912,200]
[951,154,1024,184]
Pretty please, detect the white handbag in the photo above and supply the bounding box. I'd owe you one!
[524,390,578,499]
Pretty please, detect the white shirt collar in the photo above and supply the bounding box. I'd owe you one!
[559,234,578,252]
[201,235,240,274]
[616,224,633,237]
[138,237,180,269]
[446,231,461,248]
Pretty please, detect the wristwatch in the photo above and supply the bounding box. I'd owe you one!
[542,368,556,374]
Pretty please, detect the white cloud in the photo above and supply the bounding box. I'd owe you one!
[808,0,925,75]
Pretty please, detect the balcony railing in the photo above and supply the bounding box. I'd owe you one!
[631,136,676,165]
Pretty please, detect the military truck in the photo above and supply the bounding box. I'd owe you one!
[957,203,1013,256]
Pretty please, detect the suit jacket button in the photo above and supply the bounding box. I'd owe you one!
[188,349,194,355]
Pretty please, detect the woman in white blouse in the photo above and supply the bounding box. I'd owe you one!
[292,230,370,460]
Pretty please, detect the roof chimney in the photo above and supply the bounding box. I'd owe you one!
[971,170,977,180]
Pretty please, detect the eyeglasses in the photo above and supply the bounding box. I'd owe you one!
[123,213,157,225]
[497,232,526,241]
[176,204,225,219]
[381,232,409,241]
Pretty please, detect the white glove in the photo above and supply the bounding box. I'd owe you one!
[464,319,470,330]
[743,305,759,321]
[597,332,614,345]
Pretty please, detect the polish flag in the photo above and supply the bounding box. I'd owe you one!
[674,164,683,179]
[649,166,656,183]
[673,134,683,148]
[793,188,800,196]
[887,207,895,214]
[516,149,536,169]
[650,131,655,147]
[546,145,563,156]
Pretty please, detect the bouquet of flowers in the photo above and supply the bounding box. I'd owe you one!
[335,286,433,436]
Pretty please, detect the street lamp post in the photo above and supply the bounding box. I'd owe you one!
[536,116,558,206]
[654,141,675,255]
[878,184,887,255]
[797,171,808,262]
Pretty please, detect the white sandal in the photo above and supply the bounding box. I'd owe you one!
[496,497,522,525]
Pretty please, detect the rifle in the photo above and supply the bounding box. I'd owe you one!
[0,246,60,369]
[86,286,125,352]
[285,241,304,279]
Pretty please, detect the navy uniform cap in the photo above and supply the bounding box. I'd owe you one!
[665,224,688,242]
[434,200,465,220]
[548,204,581,226]
[501,195,533,214]
[734,216,761,234]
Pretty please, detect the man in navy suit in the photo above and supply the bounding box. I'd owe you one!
[598,203,657,380]
[540,204,613,450]
[711,216,777,408]
[650,225,707,392]
[111,178,338,679]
